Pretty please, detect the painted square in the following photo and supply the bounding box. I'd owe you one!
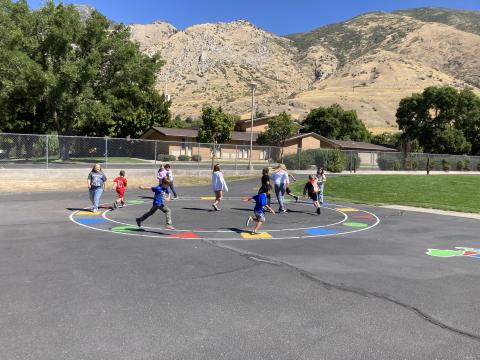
[336,208,359,212]
[78,218,106,225]
[201,196,216,200]
[305,228,339,236]
[169,232,200,239]
[240,232,272,239]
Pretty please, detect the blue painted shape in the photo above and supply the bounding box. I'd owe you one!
[305,228,339,236]
[78,218,107,225]
[468,254,480,258]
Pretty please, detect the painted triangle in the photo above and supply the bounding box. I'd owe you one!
[169,232,200,239]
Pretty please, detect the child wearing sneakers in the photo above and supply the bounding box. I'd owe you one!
[303,175,321,215]
[136,178,175,230]
[245,186,275,235]
[113,170,127,208]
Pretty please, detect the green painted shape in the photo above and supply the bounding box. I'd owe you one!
[343,222,369,228]
[112,226,143,232]
[427,249,465,258]
[127,200,145,205]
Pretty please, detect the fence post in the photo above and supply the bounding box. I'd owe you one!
[426,157,430,176]
[104,136,108,168]
[154,141,157,170]
[235,145,238,173]
[45,134,49,169]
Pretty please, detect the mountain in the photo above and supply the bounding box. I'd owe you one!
[129,8,480,132]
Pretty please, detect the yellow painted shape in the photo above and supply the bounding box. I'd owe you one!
[200,197,216,200]
[77,211,102,215]
[336,208,359,212]
[240,232,272,239]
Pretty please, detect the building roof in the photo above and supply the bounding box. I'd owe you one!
[148,127,259,142]
[326,139,397,152]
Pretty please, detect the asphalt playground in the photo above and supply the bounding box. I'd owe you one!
[0,178,479,359]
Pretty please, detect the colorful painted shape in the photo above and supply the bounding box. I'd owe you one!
[111,226,144,232]
[343,222,369,228]
[78,218,106,225]
[351,214,375,220]
[427,247,480,258]
[77,211,102,215]
[126,200,145,205]
[336,208,359,212]
[169,232,200,239]
[200,197,216,200]
[240,232,272,239]
[305,228,339,236]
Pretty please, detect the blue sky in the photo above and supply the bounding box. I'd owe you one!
[27,0,480,35]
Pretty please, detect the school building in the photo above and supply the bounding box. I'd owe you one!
[140,117,396,163]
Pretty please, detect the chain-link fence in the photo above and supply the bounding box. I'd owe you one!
[1,132,479,172]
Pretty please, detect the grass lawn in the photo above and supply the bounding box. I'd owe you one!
[290,175,480,213]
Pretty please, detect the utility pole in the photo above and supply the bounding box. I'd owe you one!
[248,82,257,171]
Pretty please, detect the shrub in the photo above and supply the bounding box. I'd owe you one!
[442,159,451,171]
[191,154,202,162]
[477,161,480,171]
[404,157,418,171]
[326,149,346,173]
[158,154,176,162]
[177,155,191,161]
[456,159,470,171]
[377,154,402,170]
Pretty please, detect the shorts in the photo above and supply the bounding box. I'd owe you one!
[116,188,125,198]
[308,193,318,201]
[254,211,266,223]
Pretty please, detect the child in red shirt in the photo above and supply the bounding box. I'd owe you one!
[113,170,127,208]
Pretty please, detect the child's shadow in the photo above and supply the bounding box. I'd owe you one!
[182,207,214,212]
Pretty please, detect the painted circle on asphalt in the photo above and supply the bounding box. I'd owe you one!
[69,197,380,241]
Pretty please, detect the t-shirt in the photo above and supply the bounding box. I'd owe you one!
[114,176,127,190]
[253,193,267,213]
[152,185,169,206]
[88,171,107,188]
[157,169,167,181]
[271,170,288,187]
[261,175,270,188]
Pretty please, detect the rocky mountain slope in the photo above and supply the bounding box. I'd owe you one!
[129,8,480,132]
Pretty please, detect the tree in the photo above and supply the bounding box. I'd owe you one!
[0,1,171,158]
[396,86,480,155]
[301,104,370,141]
[256,112,298,160]
[197,106,236,163]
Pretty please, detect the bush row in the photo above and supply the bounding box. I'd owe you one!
[377,154,480,171]
[283,149,360,173]
[157,154,202,162]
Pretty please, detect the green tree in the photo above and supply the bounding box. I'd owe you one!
[0,0,171,158]
[301,104,370,141]
[256,112,298,160]
[396,86,478,154]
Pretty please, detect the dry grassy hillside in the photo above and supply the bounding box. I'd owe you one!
[129,8,480,131]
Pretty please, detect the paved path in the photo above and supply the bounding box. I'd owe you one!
[0,179,479,359]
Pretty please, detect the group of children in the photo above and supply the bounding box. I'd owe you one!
[95,162,326,236]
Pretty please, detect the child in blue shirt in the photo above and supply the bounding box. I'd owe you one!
[245,186,275,235]
[136,178,175,230]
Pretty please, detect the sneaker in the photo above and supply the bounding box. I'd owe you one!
[136,218,142,228]
[92,208,98,213]
[113,202,117,209]
[165,224,175,230]
[251,231,258,235]
[316,207,321,215]
[281,209,287,213]
[294,196,299,203]
[246,216,253,227]
[212,204,219,211]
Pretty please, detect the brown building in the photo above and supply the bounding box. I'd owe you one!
[140,118,396,162]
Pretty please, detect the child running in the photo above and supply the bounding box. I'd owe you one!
[157,164,167,184]
[136,178,175,230]
[316,167,326,205]
[259,167,272,205]
[303,175,321,215]
[212,164,228,211]
[285,171,299,202]
[113,170,128,209]
[164,164,178,199]
[245,186,275,235]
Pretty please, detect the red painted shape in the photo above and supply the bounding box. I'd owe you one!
[169,232,200,239]
[463,251,480,256]
[352,215,375,220]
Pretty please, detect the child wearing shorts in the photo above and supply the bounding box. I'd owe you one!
[303,175,321,215]
[245,186,275,235]
[113,170,127,208]
[136,178,175,230]
[212,164,228,211]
